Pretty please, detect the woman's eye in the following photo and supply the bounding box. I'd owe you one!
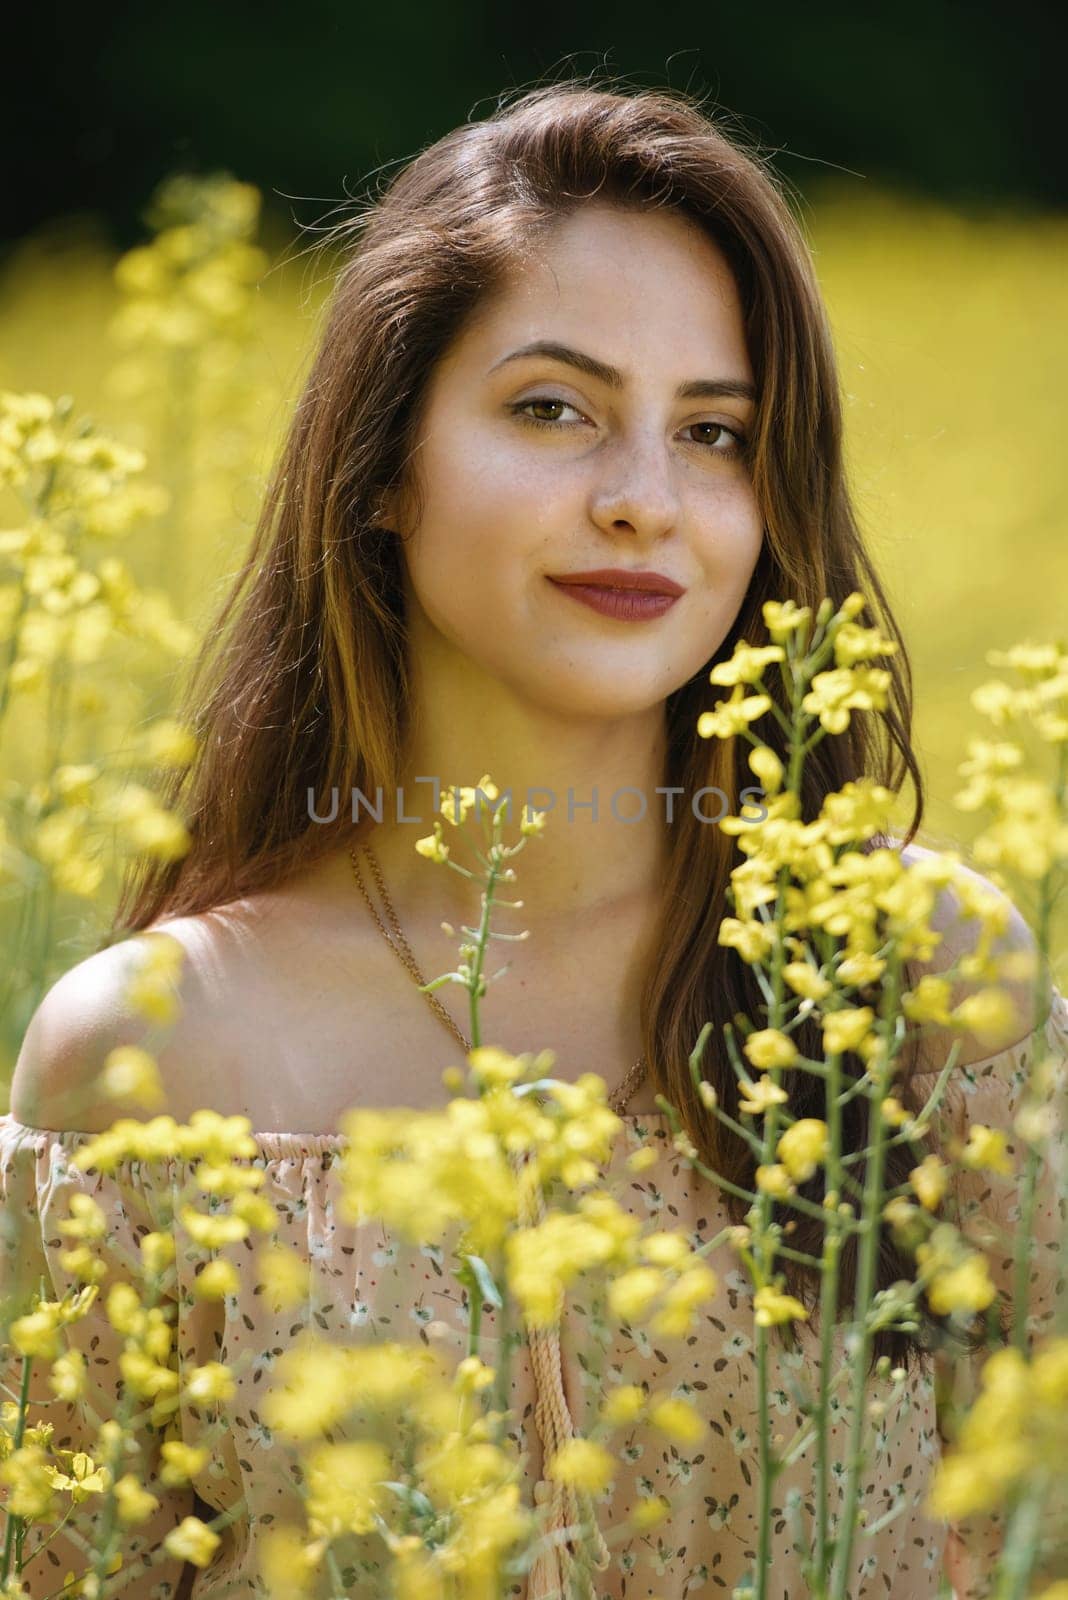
[510,396,583,426]
[683,421,747,457]
[510,397,746,458]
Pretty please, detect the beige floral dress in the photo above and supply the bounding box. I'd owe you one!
[2,987,1066,1600]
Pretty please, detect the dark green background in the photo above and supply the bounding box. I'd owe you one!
[10,1,1063,252]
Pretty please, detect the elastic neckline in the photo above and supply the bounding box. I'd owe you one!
[6,987,1063,1163]
[0,1110,670,1166]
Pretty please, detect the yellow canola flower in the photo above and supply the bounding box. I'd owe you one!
[160,1440,209,1486]
[835,949,886,986]
[0,1443,57,1519]
[125,931,185,1026]
[103,1273,147,1337]
[910,1154,950,1211]
[546,1437,616,1494]
[180,1204,250,1248]
[114,1472,161,1525]
[782,962,832,1001]
[119,1349,179,1402]
[70,1109,257,1173]
[193,1259,241,1301]
[185,1362,236,1404]
[649,1262,719,1337]
[901,974,955,1026]
[776,1119,829,1183]
[509,1201,632,1328]
[640,1231,691,1267]
[141,1231,176,1275]
[256,1241,309,1311]
[822,1007,876,1056]
[10,1305,64,1361]
[439,773,499,826]
[697,684,772,740]
[718,916,778,964]
[925,1254,996,1317]
[607,1267,663,1324]
[647,1395,706,1444]
[415,826,450,864]
[743,1029,799,1071]
[748,744,784,796]
[100,1045,166,1109]
[45,1450,111,1501]
[142,716,198,766]
[1031,1339,1068,1407]
[49,1349,86,1402]
[265,1338,438,1441]
[762,598,813,641]
[56,1192,108,1241]
[969,679,1025,728]
[987,642,1067,678]
[755,1164,794,1198]
[262,1342,357,1440]
[57,1243,107,1285]
[950,987,1020,1046]
[599,1385,646,1426]
[466,1044,524,1091]
[455,1356,495,1396]
[738,1075,790,1117]
[195,1160,266,1197]
[801,665,892,735]
[708,642,786,686]
[164,1516,221,1567]
[831,622,897,669]
[305,1440,393,1540]
[923,1340,1065,1520]
[520,804,547,835]
[753,1286,809,1327]
[632,1494,672,1530]
[960,1123,1014,1177]
[259,1525,321,1597]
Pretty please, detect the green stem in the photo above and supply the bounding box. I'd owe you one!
[827,959,899,1600]
[992,1474,1050,1600]
[0,1351,33,1584]
[995,740,1064,1599]
[814,1035,845,1583]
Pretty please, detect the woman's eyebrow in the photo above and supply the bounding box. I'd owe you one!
[487,339,758,404]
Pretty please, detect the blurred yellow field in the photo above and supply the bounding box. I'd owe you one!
[4,184,1064,821]
[1,179,1065,1076]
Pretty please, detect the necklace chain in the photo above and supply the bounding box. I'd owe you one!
[348,842,647,1116]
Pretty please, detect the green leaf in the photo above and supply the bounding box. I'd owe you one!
[379,1480,436,1520]
[457,1253,502,1310]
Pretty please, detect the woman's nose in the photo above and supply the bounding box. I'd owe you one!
[587,436,681,543]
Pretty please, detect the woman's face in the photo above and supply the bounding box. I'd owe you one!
[388,201,764,721]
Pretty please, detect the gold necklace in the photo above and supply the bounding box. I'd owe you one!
[348,842,648,1116]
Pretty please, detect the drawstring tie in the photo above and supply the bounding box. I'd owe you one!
[510,1147,612,1600]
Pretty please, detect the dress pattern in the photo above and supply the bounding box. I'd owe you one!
[2,987,1066,1600]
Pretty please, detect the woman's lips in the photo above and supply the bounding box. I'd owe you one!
[546,578,680,621]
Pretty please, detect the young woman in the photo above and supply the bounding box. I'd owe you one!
[3,81,1064,1600]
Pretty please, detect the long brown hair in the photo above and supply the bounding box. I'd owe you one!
[113,78,973,1374]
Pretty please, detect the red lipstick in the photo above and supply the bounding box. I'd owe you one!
[546,567,685,622]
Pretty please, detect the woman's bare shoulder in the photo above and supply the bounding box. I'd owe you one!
[7,894,306,1134]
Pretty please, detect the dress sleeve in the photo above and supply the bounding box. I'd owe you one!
[912,984,1068,1594]
[0,1116,195,1600]
[925,984,1067,1350]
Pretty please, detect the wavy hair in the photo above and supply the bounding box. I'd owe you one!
[113,78,980,1375]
